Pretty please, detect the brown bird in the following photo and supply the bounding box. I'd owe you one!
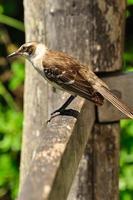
[7,42,133,121]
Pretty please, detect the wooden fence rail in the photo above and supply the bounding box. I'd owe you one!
[18,100,95,200]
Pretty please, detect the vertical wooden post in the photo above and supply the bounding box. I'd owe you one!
[20,0,105,191]
[68,1,126,199]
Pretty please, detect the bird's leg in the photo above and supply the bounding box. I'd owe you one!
[47,95,76,123]
[51,95,76,115]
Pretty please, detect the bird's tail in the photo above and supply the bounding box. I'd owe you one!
[94,84,133,119]
[80,68,133,119]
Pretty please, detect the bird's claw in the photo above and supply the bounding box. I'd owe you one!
[47,109,64,123]
[46,113,61,123]
[47,108,79,123]
[50,109,63,116]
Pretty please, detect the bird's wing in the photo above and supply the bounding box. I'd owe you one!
[43,50,104,105]
[43,64,104,105]
[79,68,133,119]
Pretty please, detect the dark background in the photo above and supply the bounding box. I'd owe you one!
[0,0,133,199]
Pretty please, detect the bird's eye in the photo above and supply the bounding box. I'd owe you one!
[28,47,33,55]
[21,46,27,51]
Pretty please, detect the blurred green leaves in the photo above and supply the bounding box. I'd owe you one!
[0,1,24,199]
[9,61,24,91]
[0,105,23,199]
[128,0,133,5]
[0,91,23,199]
[0,82,16,109]
[0,154,19,199]
[0,14,24,32]
[119,1,133,200]
[120,120,133,200]
[0,109,22,151]
[0,1,24,32]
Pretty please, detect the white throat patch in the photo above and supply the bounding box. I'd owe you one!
[29,43,47,76]
[32,43,47,61]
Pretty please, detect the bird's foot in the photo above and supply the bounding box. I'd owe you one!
[47,109,65,123]
[50,108,64,116]
[47,113,61,123]
[47,109,79,123]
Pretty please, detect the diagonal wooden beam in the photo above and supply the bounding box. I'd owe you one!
[18,98,95,200]
[98,72,133,122]
[17,72,133,200]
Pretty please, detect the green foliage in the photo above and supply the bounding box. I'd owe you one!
[119,1,133,200]
[0,5,24,32]
[9,61,24,91]
[0,109,22,199]
[120,120,133,200]
[128,0,133,5]
[0,0,24,199]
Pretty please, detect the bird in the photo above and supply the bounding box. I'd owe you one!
[7,41,133,122]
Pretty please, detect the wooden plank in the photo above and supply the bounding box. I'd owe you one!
[82,0,125,199]
[68,0,126,199]
[18,99,95,200]
[98,72,133,122]
[67,143,94,200]
[92,123,120,200]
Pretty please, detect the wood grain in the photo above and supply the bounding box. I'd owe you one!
[20,0,96,198]
[18,100,95,200]
[68,0,126,199]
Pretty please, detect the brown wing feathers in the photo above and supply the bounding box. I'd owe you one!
[61,73,104,105]
[43,50,133,119]
[43,51,104,105]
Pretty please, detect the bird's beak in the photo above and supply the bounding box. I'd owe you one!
[7,51,20,59]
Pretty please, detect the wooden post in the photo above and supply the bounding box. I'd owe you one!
[20,0,97,191]
[68,1,126,200]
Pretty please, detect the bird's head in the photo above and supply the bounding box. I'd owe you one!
[7,42,47,60]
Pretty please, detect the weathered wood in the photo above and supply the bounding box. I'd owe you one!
[67,143,93,200]
[19,0,127,199]
[98,72,133,122]
[18,101,95,200]
[92,123,120,200]
[68,1,126,200]
[20,0,97,198]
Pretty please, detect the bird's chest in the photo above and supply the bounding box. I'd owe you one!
[31,59,44,76]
